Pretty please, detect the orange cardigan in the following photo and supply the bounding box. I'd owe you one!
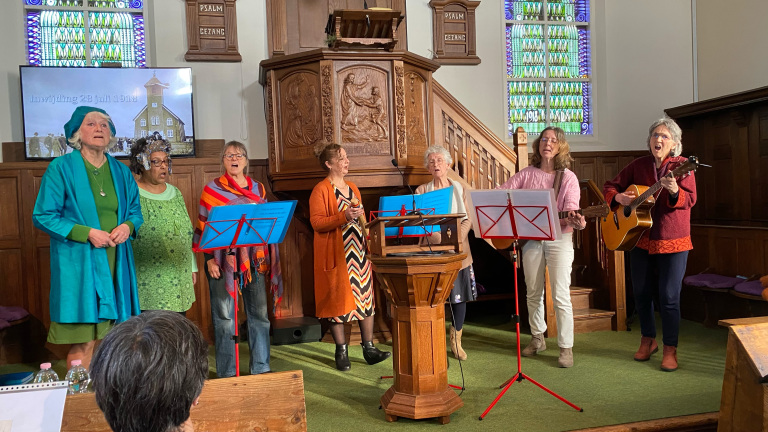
[309,178,361,318]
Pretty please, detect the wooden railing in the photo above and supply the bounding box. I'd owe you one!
[431,81,518,189]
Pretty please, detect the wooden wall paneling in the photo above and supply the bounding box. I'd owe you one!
[752,107,768,222]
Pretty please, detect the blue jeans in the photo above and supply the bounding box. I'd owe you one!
[629,248,689,347]
[207,267,271,377]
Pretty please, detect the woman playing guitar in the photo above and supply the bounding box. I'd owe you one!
[603,117,697,373]
[498,127,586,369]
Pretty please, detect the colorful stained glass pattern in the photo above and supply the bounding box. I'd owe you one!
[26,4,145,67]
[88,0,142,8]
[508,81,546,138]
[505,1,592,135]
[504,1,542,21]
[549,81,591,134]
[33,10,87,66]
[89,12,136,66]
[506,24,545,78]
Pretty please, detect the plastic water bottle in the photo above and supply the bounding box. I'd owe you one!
[65,359,90,394]
[33,362,59,383]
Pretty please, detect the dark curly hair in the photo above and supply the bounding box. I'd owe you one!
[129,135,169,175]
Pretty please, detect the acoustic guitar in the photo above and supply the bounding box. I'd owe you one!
[600,156,700,251]
[491,203,610,251]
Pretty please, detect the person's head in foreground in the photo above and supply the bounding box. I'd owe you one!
[90,310,208,432]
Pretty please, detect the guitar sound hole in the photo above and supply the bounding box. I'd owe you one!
[623,206,632,218]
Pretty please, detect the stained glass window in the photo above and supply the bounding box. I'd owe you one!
[504,0,592,137]
[24,0,145,67]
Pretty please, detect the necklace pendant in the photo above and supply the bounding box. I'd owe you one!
[100,189,106,197]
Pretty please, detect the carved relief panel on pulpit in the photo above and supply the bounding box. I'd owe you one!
[404,70,428,161]
[337,66,391,155]
[280,72,323,160]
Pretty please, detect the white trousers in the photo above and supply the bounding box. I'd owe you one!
[522,233,574,348]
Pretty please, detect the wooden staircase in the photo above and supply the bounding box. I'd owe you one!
[570,286,615,333]
[430,83,626,334]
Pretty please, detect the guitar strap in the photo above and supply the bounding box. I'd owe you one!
[553,169,564,199]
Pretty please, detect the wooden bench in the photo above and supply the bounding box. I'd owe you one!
[61,371,307,432]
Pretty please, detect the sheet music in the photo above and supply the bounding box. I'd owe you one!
[378,187,453,237]
[0,381,68,432]
[198,200,297,250]
[469,189,561,241]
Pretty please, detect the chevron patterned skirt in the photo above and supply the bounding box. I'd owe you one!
[330,188,374,323]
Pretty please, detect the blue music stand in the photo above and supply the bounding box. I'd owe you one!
[197,201,296,376]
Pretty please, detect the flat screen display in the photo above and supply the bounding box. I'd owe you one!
[19,66,195,160]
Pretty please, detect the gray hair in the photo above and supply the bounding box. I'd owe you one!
[647,117,683,157]
[423,145,453,168]
[91,311,209,432]
[221,140,249,175]
[67,111,118,150]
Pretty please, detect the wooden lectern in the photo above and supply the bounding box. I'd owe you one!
[367,214,466,424]
[327,9,404,51]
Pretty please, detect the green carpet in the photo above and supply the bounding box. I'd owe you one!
[1,315,728,431]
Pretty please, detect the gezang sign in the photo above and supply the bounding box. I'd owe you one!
[184,0,241,62]
[429,0,480,65]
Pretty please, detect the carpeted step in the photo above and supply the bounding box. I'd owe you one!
[573,308,615,333]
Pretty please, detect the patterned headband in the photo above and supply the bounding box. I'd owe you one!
[138,135,173,174]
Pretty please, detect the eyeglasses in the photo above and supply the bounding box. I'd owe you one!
[427,158,446,165]
[541,138,558,144]
[150,159,169,167]
[224,154,245,160]
[652,133,672,141]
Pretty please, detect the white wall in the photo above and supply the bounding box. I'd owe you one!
[0,0,698,162]
[696,0,768,101]
[0,0,269,162]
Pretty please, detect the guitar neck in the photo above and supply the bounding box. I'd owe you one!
[628,161,693,210]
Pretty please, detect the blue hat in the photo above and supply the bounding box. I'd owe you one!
[64,106,116,141]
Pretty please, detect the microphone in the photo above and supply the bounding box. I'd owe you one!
[391,159,421,216]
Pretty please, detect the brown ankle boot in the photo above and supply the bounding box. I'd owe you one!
[522,334,546,357]
[449,326,467,360]
[660,345,678,372]
[634,336,658,362]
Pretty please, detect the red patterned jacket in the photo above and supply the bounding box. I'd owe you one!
[603,155,697,254]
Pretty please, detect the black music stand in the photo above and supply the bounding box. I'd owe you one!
[470,189,582,420]
[196,201,296,377]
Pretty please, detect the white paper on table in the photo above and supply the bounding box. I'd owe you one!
[0,381,68,432]
[469,189,561,241]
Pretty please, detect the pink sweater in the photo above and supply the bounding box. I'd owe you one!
[498,166,581,233]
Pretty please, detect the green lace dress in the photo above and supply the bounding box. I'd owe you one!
[133,184,197,312]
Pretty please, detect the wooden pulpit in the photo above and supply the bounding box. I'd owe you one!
[367,214,465,424]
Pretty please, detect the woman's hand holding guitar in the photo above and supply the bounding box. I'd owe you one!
[660,175,679,195]
[615,190,637,206]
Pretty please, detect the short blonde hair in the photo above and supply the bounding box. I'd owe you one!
[221,141,249,175]
[67,111,118,150]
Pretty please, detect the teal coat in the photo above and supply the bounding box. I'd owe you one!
[32,150,143,324]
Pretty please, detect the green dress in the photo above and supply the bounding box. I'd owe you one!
[133,184,197,312]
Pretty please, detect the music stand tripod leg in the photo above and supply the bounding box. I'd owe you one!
[478,242,582,420]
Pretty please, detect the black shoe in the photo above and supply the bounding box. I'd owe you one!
[335,344,351,371]
[361,341,391,365]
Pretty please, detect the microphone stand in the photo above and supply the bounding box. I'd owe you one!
[391,159,434,253]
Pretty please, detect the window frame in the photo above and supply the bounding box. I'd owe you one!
[23,0,148,68]
[502,0,595,141]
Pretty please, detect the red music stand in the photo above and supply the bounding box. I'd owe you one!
[469,189,582,420]
[195,203,280,377]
